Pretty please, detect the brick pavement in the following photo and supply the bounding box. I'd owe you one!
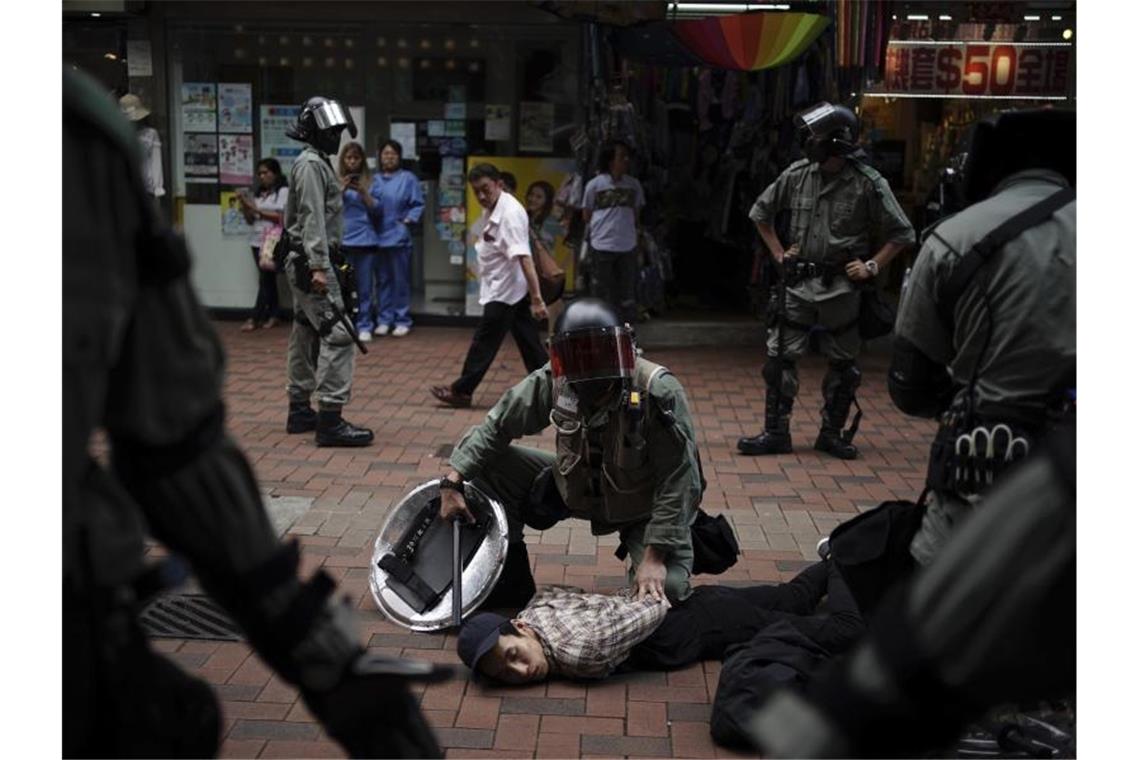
[165,321,936,759]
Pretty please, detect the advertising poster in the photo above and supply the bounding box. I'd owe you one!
[464,156,576,316]
[871,41,1073,99]
[220,191,252,237]
[181,83,217,132]
[390,122,417,159]
[218,83,253,133]
[444,102,467,120]
[260,105,302,173]
[518,102,554,153]
[184,133,219,179]
[485,104,511,141]
[126,40,152,77]
[219,134,254,185]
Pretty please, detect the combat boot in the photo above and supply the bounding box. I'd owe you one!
[814,425,858,460]
[815,361,861,460]
[737,389,794,455]
[315,410,374,447]
[286,401,318,433]
[478,542,537,612]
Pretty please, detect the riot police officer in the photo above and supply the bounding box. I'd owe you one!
[738,102,915,460]
[889,108,1075,565]
[63,69,441,757]
[437,298,704,606]
[283,96,373,447]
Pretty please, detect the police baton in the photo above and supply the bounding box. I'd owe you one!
[451,517,463,628]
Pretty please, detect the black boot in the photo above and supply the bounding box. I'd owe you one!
[286,401,317,433]
[737,389,794,455]
[478,542,537,612]
[814,361,861,460]
[315,409,374,447]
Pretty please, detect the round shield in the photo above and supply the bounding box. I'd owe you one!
[370,479,509,632]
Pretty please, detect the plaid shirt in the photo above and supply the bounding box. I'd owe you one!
[519,586,670,679]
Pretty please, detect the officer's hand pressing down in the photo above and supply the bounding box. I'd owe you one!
[439,473,475,523]
[635,546,668,601]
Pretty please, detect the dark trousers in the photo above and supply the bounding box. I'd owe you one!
[249,246,280,323]
[453,296,548,396]
[591,246,638,324]
[625,561,864,671]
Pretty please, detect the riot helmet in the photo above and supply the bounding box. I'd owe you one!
[960,108,1075,205]
[286,96,357,156]
[550,298,636,405]
[794,102,860,163]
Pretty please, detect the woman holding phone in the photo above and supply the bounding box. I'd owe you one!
[337,142,383,342]
[238,158,288,331]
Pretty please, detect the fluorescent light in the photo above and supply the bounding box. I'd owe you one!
[1024,15,1041,21]
[1062,28,1073,40]
[90,12,101,16]
[1052,15,1062,21]
[939,15,952,21]
[907,14,929,21]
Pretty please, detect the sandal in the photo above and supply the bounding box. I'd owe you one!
[262,317,279,329]
[240,318,258,332]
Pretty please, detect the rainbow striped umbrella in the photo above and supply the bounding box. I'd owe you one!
[672,12,831,71]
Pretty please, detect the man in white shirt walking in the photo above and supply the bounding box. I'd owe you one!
[582,140,645,324]
[432,163,549,408]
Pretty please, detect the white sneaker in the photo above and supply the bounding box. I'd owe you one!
[358,330,372,343]
[392,325,411,337]
[373,324,391,337]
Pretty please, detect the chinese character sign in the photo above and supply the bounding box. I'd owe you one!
[875,43,1072,98]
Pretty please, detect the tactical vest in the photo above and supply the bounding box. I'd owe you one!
[549,358,669,530]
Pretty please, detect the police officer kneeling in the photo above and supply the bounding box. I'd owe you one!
[889,108,1075,566]
[738,102,915,460]
[283,96,374,447]
[438,298,704,606]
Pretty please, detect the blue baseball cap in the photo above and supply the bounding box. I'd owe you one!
[457,612,510,675]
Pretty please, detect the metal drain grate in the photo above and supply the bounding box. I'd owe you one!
[139,593,244,641]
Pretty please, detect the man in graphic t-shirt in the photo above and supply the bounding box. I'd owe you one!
[582,140,645,323]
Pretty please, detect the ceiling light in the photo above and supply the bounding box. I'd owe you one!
[302,36,312,47]
[397,38,407,48]
[397,56,409,68]
[906,15,929,21]
[939,15,952,21]
[345,39,354,49]
[302,56,313,68]
[376,36,386,47]
[325,56,336,68]
[345,59,354,69]
[279,56,290,66]
[377,56,388,67]
[444,39,456,50]
[258,56,268,66]
[104,52,117,60]
[1024,15,1040,21]
[1052,15,1062,21]
[1062,28,1073,40]
[90,12,101,17]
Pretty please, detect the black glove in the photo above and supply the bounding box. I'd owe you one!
[302,653,450,759]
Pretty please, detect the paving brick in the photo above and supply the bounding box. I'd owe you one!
[671,720,719,758]
[217,738,265,758]
[221,701,291,721]
[501,696,586,716]
[455,695,501,730]
[586,681,627,717]
[214,683,263,703]
[668,702,714,722]
[433,727,495,749]
[422,678,468,711]
[536,731,582,758]
[580,734,673,757]
[494,713,540,751]
[540,715,624,735]
[259,740,346,758]
[627,700,668,737]
[228,719,320,741]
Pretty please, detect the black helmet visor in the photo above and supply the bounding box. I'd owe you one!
[550,326,636,383]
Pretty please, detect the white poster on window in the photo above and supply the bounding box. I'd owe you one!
[181,83,217,133]
[518,101,554,153]
[485,104,511,141]
[390,122,417,159]
[219,134,254,185]
[260,105,303,173]
[218,83,253,133]
[126,40,152,77]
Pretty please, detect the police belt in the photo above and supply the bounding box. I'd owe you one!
[784,258,846,287]
[925,400,1073,495]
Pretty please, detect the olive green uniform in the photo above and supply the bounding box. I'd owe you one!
[284,145,355,410]
[748,158,915,397]
[449,358,703,603]
[895,169,1075,565]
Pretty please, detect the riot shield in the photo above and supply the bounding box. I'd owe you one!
[370,480,509,632]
